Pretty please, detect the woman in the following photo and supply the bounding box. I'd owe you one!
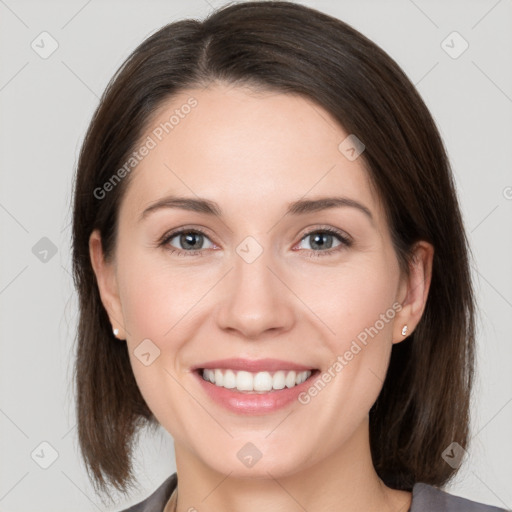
[71,2,508,511]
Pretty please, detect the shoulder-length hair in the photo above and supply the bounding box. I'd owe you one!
[72,0,475,498]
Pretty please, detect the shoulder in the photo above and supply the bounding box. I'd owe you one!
[117,475,510,512]
[411,482,510,512]
[119,473,177,512]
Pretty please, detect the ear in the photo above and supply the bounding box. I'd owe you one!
[89,229,127,339]
[393,241,434,344]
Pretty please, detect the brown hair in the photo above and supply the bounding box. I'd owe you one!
[71,0,475,499]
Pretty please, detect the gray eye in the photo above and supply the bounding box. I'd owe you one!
[299,232,342,251]
[168,231,214,251]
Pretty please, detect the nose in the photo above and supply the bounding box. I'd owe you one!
[215,244,296,340]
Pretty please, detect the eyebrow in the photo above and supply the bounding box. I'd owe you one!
[138,195,373,223]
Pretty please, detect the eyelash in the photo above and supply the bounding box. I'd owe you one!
[157,226,353,259]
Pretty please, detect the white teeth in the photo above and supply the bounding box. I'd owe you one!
[296,371,307,385]
[201,369,313,392]
[236,371,253,391]
[223,369,236,389]
[253,371,273,391]
[285,371,296,388]
[214,369,224,387]
[273,370,286,390]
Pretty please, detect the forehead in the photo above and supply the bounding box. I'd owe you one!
[119,83,381,224]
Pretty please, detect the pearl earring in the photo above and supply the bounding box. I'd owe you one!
[401,325,408,336]
[113,327,119,337]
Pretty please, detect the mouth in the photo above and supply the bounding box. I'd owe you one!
[196,368,318,394]
[191,358,320,414]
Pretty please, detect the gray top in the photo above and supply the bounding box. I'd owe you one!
[120,473,509,512]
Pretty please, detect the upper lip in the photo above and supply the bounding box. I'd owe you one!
[192,358,316,373]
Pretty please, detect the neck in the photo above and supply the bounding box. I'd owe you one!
[171,417,412,512]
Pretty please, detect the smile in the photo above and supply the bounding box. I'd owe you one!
[201,368,313,393]
[192,358,320,414]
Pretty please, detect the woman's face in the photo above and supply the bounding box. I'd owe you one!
[91,83,429,478]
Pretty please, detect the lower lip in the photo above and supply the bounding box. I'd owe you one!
[194,370,319,415]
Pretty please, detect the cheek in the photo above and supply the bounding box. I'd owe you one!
[116,254,199,433]
[292,262,398,432]
[117,250,208,339]
[298,255,400,411]
[294,256,399,345]
[116,252,216,415]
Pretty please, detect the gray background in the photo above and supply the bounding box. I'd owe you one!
[0,0,511,510]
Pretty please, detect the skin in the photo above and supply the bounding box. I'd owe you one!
[90,83,433,512]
